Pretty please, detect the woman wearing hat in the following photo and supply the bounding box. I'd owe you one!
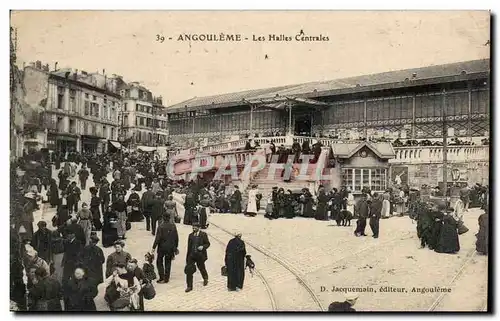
[82,234,105,284]
[434,203,460,254]
[77,203,93,246]
[245,185,259,217]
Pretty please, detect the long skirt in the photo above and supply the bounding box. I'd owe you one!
[116,212,127,237]
[129,209,143,222]
[79,220,92,246]
[381,200,391,218]
[199,207,209,229]
[52,253,64,284]
[102,225,118,248]
[90,207,102,231]
[183,207,194,225]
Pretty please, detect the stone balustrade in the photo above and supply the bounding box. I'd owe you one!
[390,145,489,164]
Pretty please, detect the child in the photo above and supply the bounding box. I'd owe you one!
[143,252,157,282]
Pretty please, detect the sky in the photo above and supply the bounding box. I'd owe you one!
[11,11,490,107]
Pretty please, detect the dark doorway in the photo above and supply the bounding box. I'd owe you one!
[294,116,312,136]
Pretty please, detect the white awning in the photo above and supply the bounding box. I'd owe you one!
[109,141,122,149]
[137,146,157,152]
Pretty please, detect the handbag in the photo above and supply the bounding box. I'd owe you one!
[457,220,469,235]
[184,263,197,275]
[142,281,156,300]
[110,296,130,310]
[104,283,120,304]
[51,215,58,228]
[221,266,227,276]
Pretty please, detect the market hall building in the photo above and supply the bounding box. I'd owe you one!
[166,59,490,192]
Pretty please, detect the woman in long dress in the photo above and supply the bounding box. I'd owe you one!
[225,233,246,291]
[346,191,355,216]
[315,187,329,221]
[102,206,119,248]
[381,192,391,219]
[476,210,489,255]
[246,186,259,217]
[172,190,186,221]
[434,211,460,254]
[48,178,59,208]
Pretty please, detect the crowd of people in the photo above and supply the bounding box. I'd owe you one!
[10,146,489,312]
[10,149,258,311]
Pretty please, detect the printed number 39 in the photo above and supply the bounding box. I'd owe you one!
[156,34,165,43]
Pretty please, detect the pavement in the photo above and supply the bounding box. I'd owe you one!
[29,164,488,312]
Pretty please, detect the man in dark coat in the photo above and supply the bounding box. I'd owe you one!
[66,182,81,214]
[230,186,242,214]
[328,293,358,312]
[82,234,105,285]
[183,191,197,225]
[62,231,84,284]
[355,194,370,237]
[64,218,86,245]
[152,216,179,283]
[369,193,383,238]
[78,166,89,190]
[32,221,52,263]
[151,193,164,236]
[225,233,246,291]
[63,267,97,311]
[141,186,155,231]
[28,267,62,311]
[99,181,111,215]
[185,223,210,292]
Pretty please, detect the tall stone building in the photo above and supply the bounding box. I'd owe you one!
[119,82,169,148]
[23,62,122,154]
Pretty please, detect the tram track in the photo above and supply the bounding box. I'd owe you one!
[206,231,279,311]
[209,222,324,311]
[210,219,416,311]
[428,249,488,312]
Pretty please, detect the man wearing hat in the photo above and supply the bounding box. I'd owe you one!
[184,223,210,293]
[328,292,359,312]
[152,214,179,284]
[198,194,211,229]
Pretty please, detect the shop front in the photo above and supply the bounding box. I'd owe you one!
[54,134,78,155]
[81,135,100,155]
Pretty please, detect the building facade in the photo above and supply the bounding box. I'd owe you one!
[166,59,489,148]
[23,62,122,154]
[119,82,169,148]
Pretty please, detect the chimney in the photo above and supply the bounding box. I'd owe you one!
[54,62,58,71]
[73,69,78,80]
[35,60,42,69]
[43,64,49,72]
[102,69,105,75]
